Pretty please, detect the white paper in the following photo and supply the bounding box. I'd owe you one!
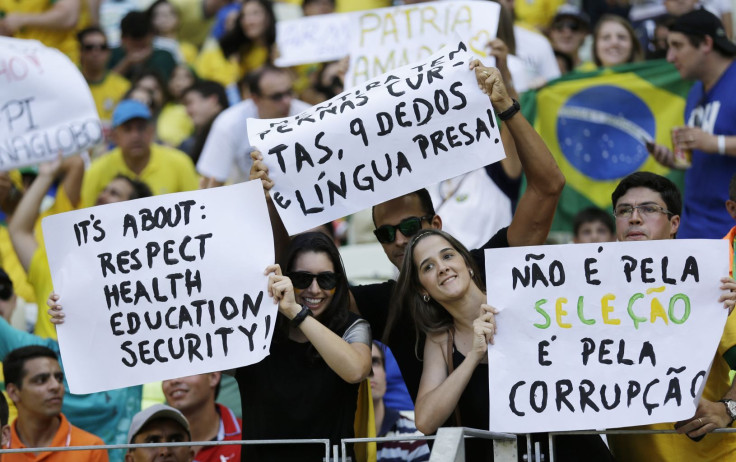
[345,1,500,87]
[42,182,276,394]
[248,41,505,235]
[275,13,351,66]
[0,37,103,169]
[485,240,729,433]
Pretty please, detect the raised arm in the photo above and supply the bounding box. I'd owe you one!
[1,0,81,33]
[415,305,496,434]
[266,264,371,383]
[8,160,60,270]
[469,61,565,247]
[250,150,290,264]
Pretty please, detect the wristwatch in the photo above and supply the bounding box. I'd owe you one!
[498,99,520,121]
[290,305,312,328]
[719,399,736,425]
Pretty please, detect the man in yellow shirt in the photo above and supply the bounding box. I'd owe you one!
[81,99,199,208]
[0,0,81,64]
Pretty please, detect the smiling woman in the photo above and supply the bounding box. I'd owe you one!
[390,229,615,461]
[234,232,372,462]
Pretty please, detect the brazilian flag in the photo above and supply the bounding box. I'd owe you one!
[521,60,691,232]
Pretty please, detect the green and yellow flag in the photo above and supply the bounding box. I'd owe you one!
[521,60,691,232]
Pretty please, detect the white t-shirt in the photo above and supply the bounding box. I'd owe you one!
[428,167,516,250]
[196,98,312,183]
[513,24,561,89]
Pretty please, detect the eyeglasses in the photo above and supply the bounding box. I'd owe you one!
[553,20,583,32]
[373,215,433,244]
[263,90,294,102]
[82,43,108,51]
[287,271,339,290]
[613,204,673,219]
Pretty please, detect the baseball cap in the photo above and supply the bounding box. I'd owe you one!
[670,8,736,56]
[127,404,191,444]
[112,99,152,129]
[552,4,591,29]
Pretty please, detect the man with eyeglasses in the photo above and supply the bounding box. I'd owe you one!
[77,27,131,135]
[607,171,736,462]
[197,66,311,188]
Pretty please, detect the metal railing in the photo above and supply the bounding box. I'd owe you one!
[3,427,736,461]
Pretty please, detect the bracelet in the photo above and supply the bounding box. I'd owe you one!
[718,135,726,155]
[498,99,520,121]
[290,305,311,328]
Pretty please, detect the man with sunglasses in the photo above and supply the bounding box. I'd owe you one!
[342,66,566,403]
[78,27,131,135]
[606,171,736,462]
[197,66,311,188]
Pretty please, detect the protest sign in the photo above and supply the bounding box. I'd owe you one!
[42,181,275,394]
[346,1,500,87]
[484,240,729,433]
[247,41,505,235]
[0,37,102,169]
[275,13,351,67]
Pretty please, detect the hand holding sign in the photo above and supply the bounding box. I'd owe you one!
[471,304,499,360]
[470,60,513,112]
[719,277,736,313]
[265,263,301,319]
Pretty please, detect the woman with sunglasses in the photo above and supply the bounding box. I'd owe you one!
[393,229,613,461]
[236,231,372,461]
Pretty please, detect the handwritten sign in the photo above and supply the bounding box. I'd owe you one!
[346,1,500,87]
[42,182,275,394]
[0,37,102,169]
[248,41,505,235]
[275,13,351,67]
[485,240,729,433]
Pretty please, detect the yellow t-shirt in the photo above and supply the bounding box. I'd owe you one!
[336,0,391,12]
[0,0,79,64]
[89,72,131,126]
[157,103,194,148]
[514,0,565,31]
[608,313,736,461]
[195,39,269,88]
[169,0,214,49]
[29,187,75,340]
[80,144,200,208]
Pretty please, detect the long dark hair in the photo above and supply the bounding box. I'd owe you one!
[219,0,276,60]
[385,229,484,351]
[276,232,350,357]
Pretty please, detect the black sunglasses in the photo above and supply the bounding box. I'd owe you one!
[373,215,433,244]
[553,20,583,32]
[82,43,108,51]
[287,271,339,290]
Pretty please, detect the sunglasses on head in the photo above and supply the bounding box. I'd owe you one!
[553,20,582,32]
[287,271,339,290]
[373,215,433,244]
[82,43,108,51]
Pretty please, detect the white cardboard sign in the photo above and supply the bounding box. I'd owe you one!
[485,240,729,433]
[275,13,351,67]
[346,1,500,87]
[0,37,102,169]
[248,41,505,235]
[42,182,276,394]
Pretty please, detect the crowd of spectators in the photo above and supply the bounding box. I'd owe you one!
[1,0,736,461]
